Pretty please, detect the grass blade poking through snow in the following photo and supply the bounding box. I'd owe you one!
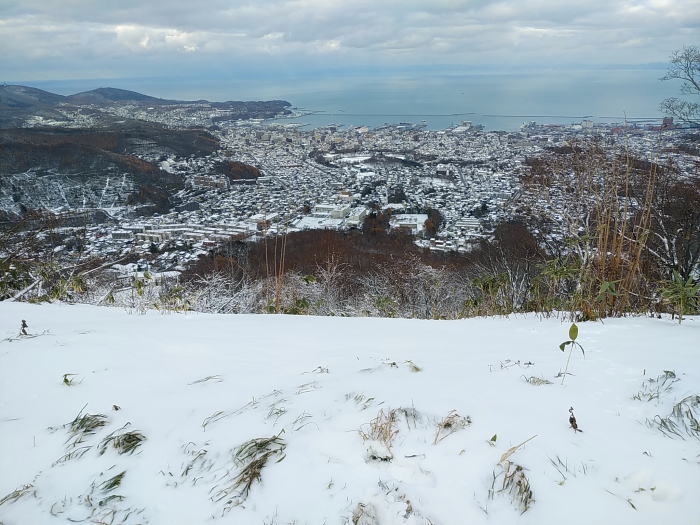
[62,373,78,386]
[633,370,679,402]
[491,461,534,514]
[499,435,537,464]
[648,395,700,440]
[211,433,287,510]
[98,471,126,493]
[0,484,34,506]
[53,446,92,465]
[404,360,422,372]
[522,375,552,386]
[98,424,146,455]
[66,405,108,447]
[489,435,537,514]
[234,433,287,465]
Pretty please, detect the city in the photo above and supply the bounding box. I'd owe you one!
[3,103,696,276]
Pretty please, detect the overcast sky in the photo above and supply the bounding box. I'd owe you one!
[2,0,698,82]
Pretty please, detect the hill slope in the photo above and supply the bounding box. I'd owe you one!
[0,304,698,524]
[0,126,220,214]
[0,84,292,128]
[66,87,174,106]
[0,85,67,109]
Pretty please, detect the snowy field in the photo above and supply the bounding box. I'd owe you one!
[0,302,698,525]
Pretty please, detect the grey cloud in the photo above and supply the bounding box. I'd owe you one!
[1,0,698,80]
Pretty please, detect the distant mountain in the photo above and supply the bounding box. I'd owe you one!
[0,84,291,109]
[0,84,291,127]
[66,87,174,106]
[0,85,67,109]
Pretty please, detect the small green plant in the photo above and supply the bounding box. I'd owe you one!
[595,280,620,316]
[374,296,397,318]
[284,297,310,315]
[47,274,88,302]
[558,323,585,384]
[132,274,147,296]
[129,272,153,313]
[472,273,509,314]
[660,271,699,324]
[158,285,190,312]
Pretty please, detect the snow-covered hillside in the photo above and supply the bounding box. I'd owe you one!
[0,303,698,525]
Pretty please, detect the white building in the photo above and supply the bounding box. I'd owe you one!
[390,214,428,235]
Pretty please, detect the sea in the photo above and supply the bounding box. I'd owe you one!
[26,67,678,132]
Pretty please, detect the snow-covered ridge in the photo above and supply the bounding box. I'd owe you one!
[0,303,698,524]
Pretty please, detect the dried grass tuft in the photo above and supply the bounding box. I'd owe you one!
[345,392,376,411]
[352,502,379,525]
[359,409,399,448]
[404,360,422,372]
[267,403,287,424]
[522,375,552,386]
[433,410,472,444]
[490,461,534,514]
[499,435,537,464]
[0,484,33,506]
[488,435,537,513]
[396,407,421,430]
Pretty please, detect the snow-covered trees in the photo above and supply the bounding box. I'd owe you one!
[660,45,700,126]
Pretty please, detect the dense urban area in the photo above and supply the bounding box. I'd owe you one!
[1,85,697,277]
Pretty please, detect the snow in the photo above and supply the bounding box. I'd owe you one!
[335,156,373,164]
[0,303,698,525]
[293,216,345,230]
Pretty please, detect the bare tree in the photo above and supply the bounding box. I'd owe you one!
[660,45,700,125]
[643,176,700,280]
